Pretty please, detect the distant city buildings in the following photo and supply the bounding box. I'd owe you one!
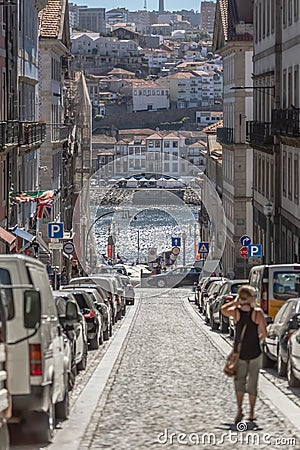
[200,1,216,35]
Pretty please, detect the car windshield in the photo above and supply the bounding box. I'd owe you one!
[0,269,14,320]
[72,293,89,310]
[231,283,247,294]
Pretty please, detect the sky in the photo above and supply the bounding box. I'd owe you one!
[74,0,211,13]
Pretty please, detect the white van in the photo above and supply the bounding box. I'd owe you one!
[0,288,10,449]
[0,255,72,443]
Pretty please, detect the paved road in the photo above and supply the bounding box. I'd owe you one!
[77,289,299,450]
[13,288,300,449]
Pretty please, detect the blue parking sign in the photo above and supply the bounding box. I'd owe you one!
[172,237,181,247]
[48,222,64,239]
[248,244,262,258]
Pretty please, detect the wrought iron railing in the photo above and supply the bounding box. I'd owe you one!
[216,127,234,145]
[19,122,46,146]
[246,121,273,145]
[271,109,300,136]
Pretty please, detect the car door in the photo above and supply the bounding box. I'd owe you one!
[213,282,229,320]
[266,302,290,358]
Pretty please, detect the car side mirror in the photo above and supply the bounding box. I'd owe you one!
[83,308,91,315]
[289,314,300,330]
[24,290,41,329]
[127,272,132,276]
[266,316,273,325]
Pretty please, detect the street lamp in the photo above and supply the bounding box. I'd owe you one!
[263,201,273,265]
[133,211,144,264]
[85,210,114,265]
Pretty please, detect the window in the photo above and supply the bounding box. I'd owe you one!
[155,140,160,148]
[267,0,270,34]
[294,154,299,203]
[270,160,274,201]
[0,269,14,319]
[282,70,287,109]
[288,69,293,107]
[258,156,262,193]
[283,0,287,27]
[288,0,293,24]
[288,153,292,199]
[295,0,299,20]
[172,163,178,172]
[172,141,178,148]
[294,66,299,107]
[266,159,270,199]
[262,158,265,195]
[283,151,287,196]
[164,141,170,148]
[254,153,257,190]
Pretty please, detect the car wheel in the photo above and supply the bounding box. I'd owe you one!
[103,326,109,341]
[220,314,229,333]
[210,311,219,330]
[122,304,126,316]
[204,309,209,324]
[77,345,88,371]
[36,388,56,443]
[109,322,113,337]
[55,386,70,421]
[262,348,275,368]
[287,354,300,387]
[89,336,99,350]
[0,420,9,450]
[157,279,166,288]
[277,346,287,376]
[99,329,104,345]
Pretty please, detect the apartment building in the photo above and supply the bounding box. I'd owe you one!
[113,131,201,177]
[131,82,170,112]
[213,0,254,277]
[78,6,106,34]
[142,50,171,72]
[250,0,300,263]
[200,1,216,35]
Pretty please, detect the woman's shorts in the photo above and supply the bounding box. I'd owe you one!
[234,354,262,396]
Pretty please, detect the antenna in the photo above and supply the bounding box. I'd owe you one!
[143,0,147,10]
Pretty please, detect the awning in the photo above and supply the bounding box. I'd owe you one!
[11,226,35,242]
[0,226,17,247]
[17,235,50,255]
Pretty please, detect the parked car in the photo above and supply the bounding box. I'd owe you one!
[66,277,116,326]
[210,279,249,333]
[0,255,70,442]
[287,314,300,387]
[147,266,202,288]
[94,273,125,317]
[204,279,228,326]
[263,297,300,376]
[75,287,111,341]
[113,273,135,305]
[197,277,225,313]
[53,291,88,373]
[66,290,103,350]
[249,264,300,320]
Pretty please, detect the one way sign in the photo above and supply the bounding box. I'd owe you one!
[198,242,209,253]
[172,237,181,247]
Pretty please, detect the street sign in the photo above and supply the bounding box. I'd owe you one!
[48,222,64,239]
[239,246,248,258]
[172,237,181,247]
[248,244,262,258]
[198,242,209,253]
[63,241,75,255]
[171,246,180,256]
[148,248,157,262]
[240,235,251,246]
[49,242,63,250]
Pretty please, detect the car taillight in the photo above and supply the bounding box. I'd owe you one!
[84,310,95,319]
[115,295,120,304]
[287,330,295,340]
[109,294,113,304]
[224,295,233,302]
[29,344,42,376]
[261,283,268,313]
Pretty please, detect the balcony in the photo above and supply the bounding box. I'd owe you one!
[216,127,234,145]
[0,121,19,150]
[246,121,273,146]
[19,122,46,147]
[271,109,300,137]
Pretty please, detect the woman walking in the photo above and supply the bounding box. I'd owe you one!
[221,285,267,423]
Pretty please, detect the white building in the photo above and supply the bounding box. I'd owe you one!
[132,82,170,112]
[71,33,141,57]
[142,50,170,71]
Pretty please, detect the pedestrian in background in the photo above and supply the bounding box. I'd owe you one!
[221,285,267,424]
[71,260,79,278]
[60,266,69,285]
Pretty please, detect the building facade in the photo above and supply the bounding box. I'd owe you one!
[200,1,216,35]
[213,0,254,277]
[78,6,106,34]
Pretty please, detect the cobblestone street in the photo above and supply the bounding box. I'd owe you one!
[74,289,300,450]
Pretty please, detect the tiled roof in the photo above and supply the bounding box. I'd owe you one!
[107,68,135,76]
[92,135,117,144]
[217,0,253,41]
[39,0,64,38]
[202,120,223,134]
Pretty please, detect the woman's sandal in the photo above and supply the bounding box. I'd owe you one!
[234,412,244,424]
